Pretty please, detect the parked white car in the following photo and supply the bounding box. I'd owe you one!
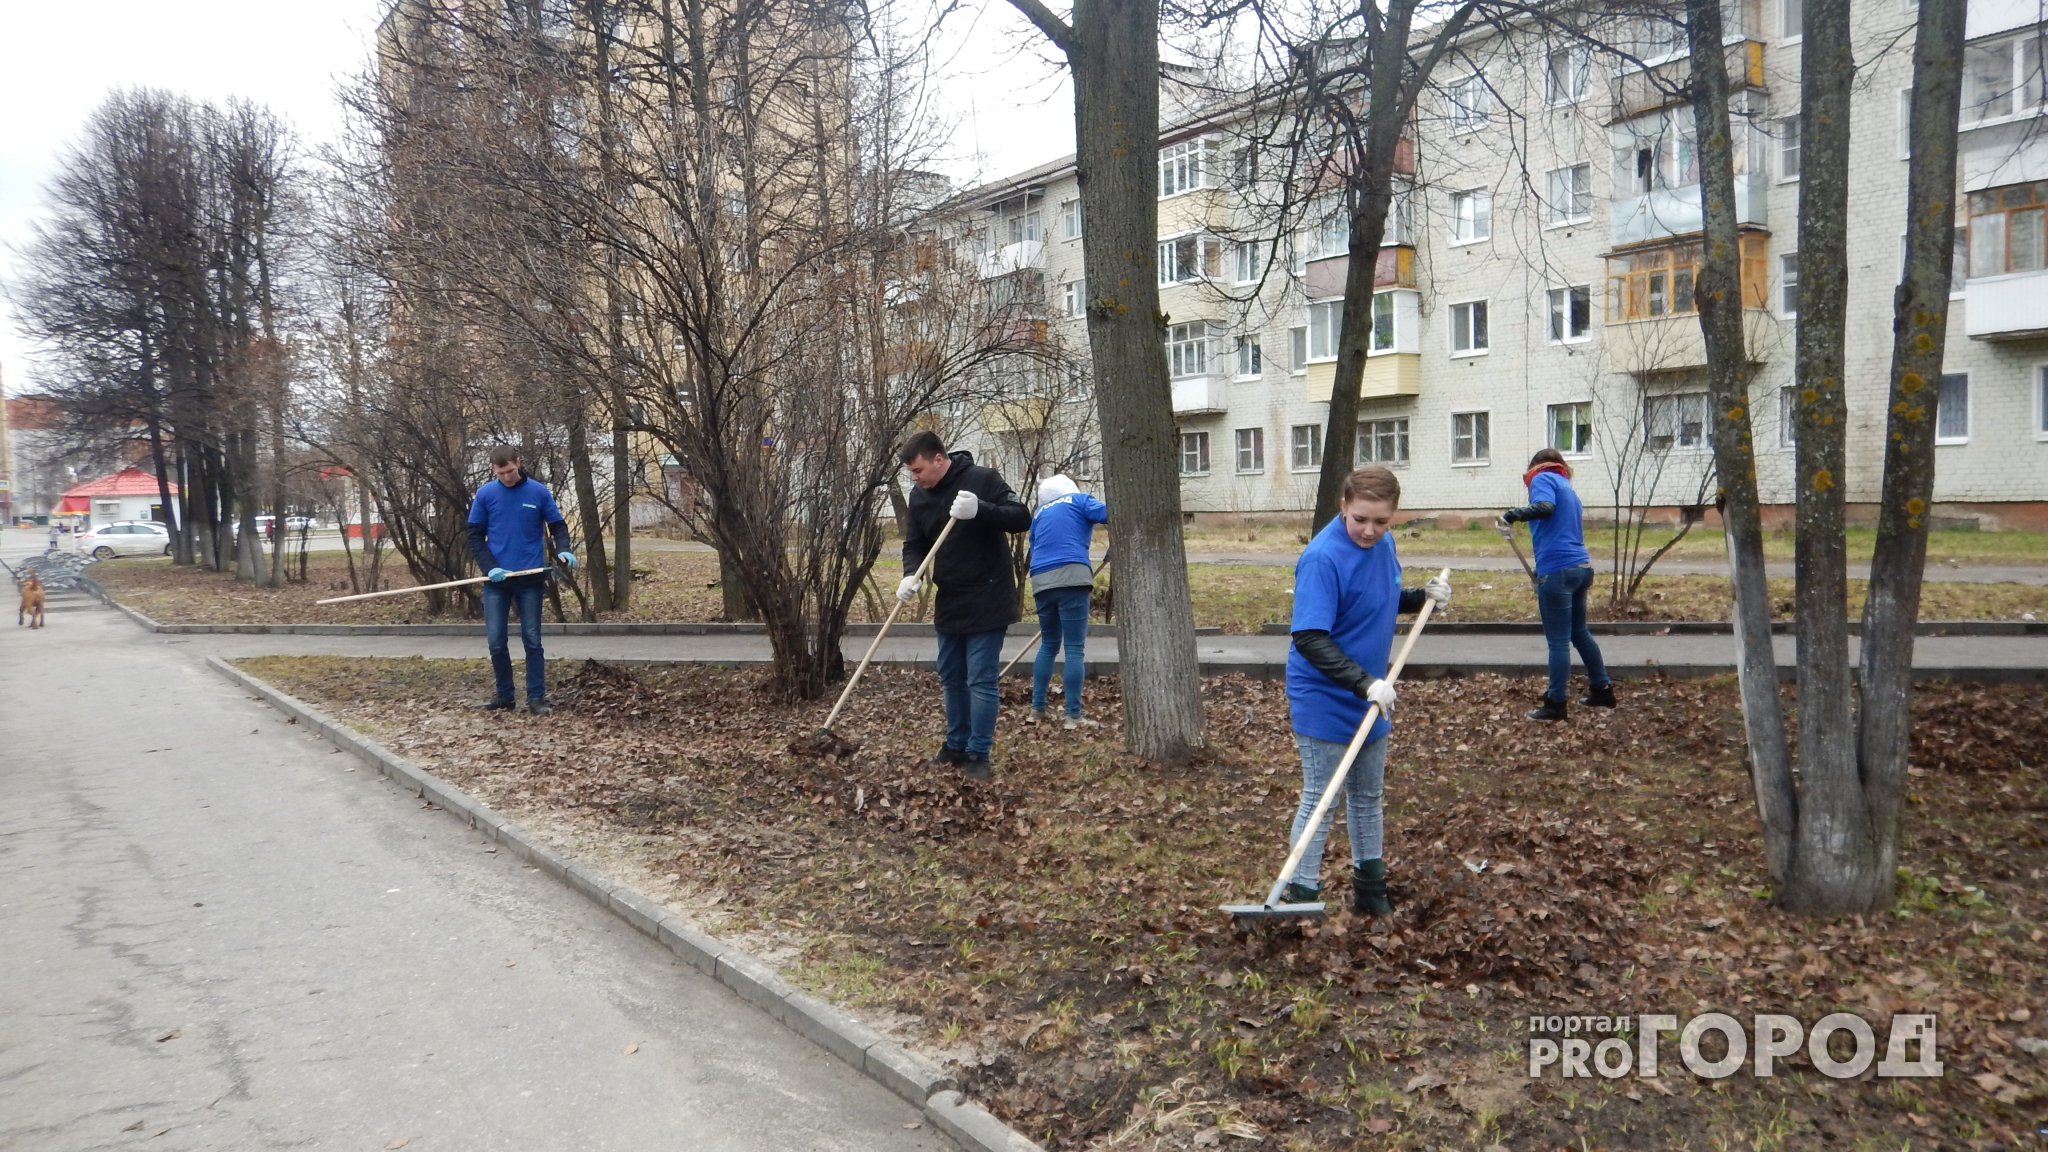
[77,520,171,559]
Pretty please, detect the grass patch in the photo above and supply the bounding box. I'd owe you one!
[238,655,2048,1151]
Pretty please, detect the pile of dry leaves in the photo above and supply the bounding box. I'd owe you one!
[244,654,2047,1152]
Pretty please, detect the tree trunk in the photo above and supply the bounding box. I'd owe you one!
[1780,0,1868,913]
[611,410,632,610]
[1017,0,1205,760]
[1858,0,1968,898]
[565,407,611,617]
[1686,0,1798,883]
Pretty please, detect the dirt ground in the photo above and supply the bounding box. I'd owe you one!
[239,655,2048,1152]
[90,551,2048,632]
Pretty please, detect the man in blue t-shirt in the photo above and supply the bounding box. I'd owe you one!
[467,447,576,714]
[1501,447,1613,720]
[1284,466,1450,920]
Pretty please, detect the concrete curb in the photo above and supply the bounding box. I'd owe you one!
[1259,619,2048,637]
[202,656,1036,1152]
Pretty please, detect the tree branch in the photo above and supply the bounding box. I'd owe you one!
[1004,0,1076,56]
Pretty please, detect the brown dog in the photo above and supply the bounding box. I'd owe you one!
[19,572,45,628]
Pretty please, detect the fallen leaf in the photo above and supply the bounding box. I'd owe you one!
[1402,1072,1446,1094]
[503,959,517,968]
[621,1042,639,1055]
[122,1120,144,1131]
[1645,1077,1677,1097]
[901,1121,922,1129]
[155,1030,180,1043]
[385,1139,411,1150]
[1366,1117,1394,1133]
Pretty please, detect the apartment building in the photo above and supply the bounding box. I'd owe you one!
[944,0,2048,528]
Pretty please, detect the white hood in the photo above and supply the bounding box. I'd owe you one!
[1037,474,1080,506]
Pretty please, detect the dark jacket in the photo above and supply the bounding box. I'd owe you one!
[903,450,1031,635]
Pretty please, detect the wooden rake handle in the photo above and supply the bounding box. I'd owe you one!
[818,514,961,733]
[1260,567,1449,908]
[315,566,550,604]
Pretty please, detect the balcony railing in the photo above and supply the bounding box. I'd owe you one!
[1170,374,1228,415]
[1963,269,2048,340]
[1610,175,1767,247]
[977,239,1045,279]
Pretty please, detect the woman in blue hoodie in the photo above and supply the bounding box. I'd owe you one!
[1026,475,1107,729]
[1500,447,1615,721]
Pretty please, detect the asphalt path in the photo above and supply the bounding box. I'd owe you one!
[0,587,945,1152]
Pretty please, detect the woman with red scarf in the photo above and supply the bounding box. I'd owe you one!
[1500,447,1615,720]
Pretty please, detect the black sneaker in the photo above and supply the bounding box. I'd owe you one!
[1526,696,1568,722]
[527,701,552,716]
[928,745,966,767]
[1580,682,1617,708]
[477,697,515,711]
[959,757,993,781]
[1351,861,1394,917]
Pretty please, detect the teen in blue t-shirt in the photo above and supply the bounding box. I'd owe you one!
[1501,447,1614,720]
[1284,466,1450,919]
[466,448,576,714]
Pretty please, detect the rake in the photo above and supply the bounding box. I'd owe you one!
[316,567,551,604]
[1220,568,1448,925]
[792,515,961,757]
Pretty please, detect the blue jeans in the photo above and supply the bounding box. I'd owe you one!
[1031,586,1091,717]
[935,629,1005,758]
[1289,734,1388,887]
[483,578,546,704]
[1534,565,1610,702]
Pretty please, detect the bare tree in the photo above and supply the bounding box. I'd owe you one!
[1001,0,1207,762]
[1689,0,1968,912]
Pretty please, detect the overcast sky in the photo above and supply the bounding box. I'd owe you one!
[0,0,1074,399]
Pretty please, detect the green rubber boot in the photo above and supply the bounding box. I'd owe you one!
[1352,859,1394,918]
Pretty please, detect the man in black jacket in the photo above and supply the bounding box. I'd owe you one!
[895,432,1031,780]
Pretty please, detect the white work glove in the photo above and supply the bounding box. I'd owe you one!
[1423,574,1452,608]
[1364,678,1398,712]
[896,575,921,603]
[949,490,980,520]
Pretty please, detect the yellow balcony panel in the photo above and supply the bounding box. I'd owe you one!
[981,396,1054,434]
[1305,353,1420,404]
[1157,187,1229,236]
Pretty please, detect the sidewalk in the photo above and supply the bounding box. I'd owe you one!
[0,586,943,1151]
[153,612,2048,683]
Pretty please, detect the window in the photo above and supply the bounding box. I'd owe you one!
[1962,31,2046,126]
[1606,235,1769,320]
[1779,253,1799,316]
[1159,234,1222,284]
[1233,239,1265,283]
[1936,373,1969,443]
[1234,335,1262,377]
[1160,140,1206,198]
[1061,278,1087,318]
[1235,427,1265,472]
[1644,392,1712,452]
[1775,117,1801,180]
[1631,13,1688,62]
[1967,182,2047,276]
[1613,112,1699,195]
[1306,299,1343,361]
[1060,199,1082,240]
[1548,285,1593,342]
[1449,72,1491,132]
[1167,321,1213,378]
[1545,46,1590,104]
[1545,165,1592,226]
[1898,89,1914,159]
[2037,365,2048,439]
[1371,291,1396,352]
[1449,188,1491,243]
[1549,402,1593,455]
[1290,326,1308,372]
[1451,411,1491,464]
[1179,431,1211,474]
[1780,0,1802,39]
[1779,385,1798,447]
[1450,300,1489,355]
[1008,211,1041,245]
[1304,201,1350,261]
[1290,424,1324,470]
[1356,418,1410,464]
